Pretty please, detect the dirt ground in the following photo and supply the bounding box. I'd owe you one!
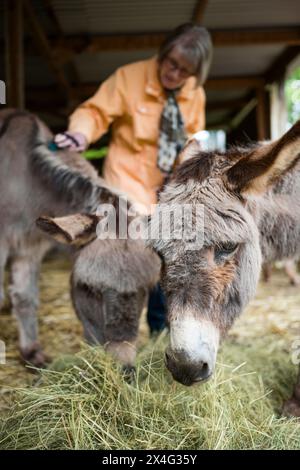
[0,252,299,414]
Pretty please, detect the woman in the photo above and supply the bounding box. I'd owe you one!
[55,23,213,333]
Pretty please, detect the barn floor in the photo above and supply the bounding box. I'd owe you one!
[0,252,299,448]
[0,253,300,408]
[0,251,151,413]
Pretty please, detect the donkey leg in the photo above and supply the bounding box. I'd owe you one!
[261,262,272,283]
[9,256,47,367]
[282,369,300,418]
[284,259,300,287]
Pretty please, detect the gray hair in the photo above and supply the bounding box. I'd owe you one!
[158,23,213,86]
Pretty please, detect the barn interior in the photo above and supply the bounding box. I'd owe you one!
[1,0,300,450]
[1,0,300,150]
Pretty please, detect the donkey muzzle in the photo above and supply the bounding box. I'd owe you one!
[165,349,212,386]
[166,316,220,386]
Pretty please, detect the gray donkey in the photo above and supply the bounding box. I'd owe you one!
[0,109,160,369]
[262,258,300,286]
[39,120,300,415]
[145,120,300,416]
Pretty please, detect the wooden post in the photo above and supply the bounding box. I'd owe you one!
[256,85,270,141]
[4,0,25,109]
[192,0,209,23]
[23,0,72,102]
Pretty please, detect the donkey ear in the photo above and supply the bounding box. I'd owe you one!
[36,213,99,247]
[178,137,202,163]
[227,120,300,195]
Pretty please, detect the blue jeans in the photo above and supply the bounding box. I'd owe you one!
[147,284,166,333]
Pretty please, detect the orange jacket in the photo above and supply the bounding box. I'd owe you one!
[68,56,206,213]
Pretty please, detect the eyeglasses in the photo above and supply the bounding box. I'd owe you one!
[164,56,195,79]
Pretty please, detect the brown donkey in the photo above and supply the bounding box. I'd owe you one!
[146,120,300,416]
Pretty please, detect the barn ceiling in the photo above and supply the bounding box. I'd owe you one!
[1,0,300,133]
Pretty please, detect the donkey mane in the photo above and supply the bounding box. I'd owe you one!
[31,140,104,212]
[172,145,256,185]
[173,151,216,185]
[0,110,124,214]
[32,143,122,214]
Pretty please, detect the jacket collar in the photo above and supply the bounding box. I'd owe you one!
[145,56,197,101]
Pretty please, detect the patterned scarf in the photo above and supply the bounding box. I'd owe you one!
[157,91,187,174]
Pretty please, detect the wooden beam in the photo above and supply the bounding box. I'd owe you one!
[192,0,209,23]
[212,27,300,47]
[265,46,300,84]
[28,93,249,113]
[207,97,249,111]
[230,98,257,130]
[256,86,270,140]
[2,26,298,63]
[12,26,300,59]
[69,76,264,96]
[47,27,300,55]
[42,0,64,36]
[228,85,271,139]
[4,0,25,108]
[206,120,231,131]
[208,96,260,131]
[205,76,264,90]
[23,0,72,99]
[26,76,263,112]
[26,87,66,108]
[41,0,80,85]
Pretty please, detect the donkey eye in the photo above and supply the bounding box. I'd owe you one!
[215,243,238,259]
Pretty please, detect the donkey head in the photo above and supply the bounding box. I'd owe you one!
[36,211,160,371]
[148,121,300,386]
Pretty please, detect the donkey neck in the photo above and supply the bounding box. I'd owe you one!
[31,139,127,216]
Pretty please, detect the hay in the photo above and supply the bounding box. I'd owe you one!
[0,336,299,450]
[0,254,82,416]
[0,255,299,449]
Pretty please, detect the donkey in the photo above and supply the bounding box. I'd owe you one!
[0,109,160,369]
[144,120,300,416]
[262,258,300,286]
[39,121,300,414]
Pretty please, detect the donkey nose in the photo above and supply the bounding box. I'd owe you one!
[194,362,210,382]
[165,350,212,386]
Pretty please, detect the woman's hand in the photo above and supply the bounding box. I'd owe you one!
[54,131,88,152]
